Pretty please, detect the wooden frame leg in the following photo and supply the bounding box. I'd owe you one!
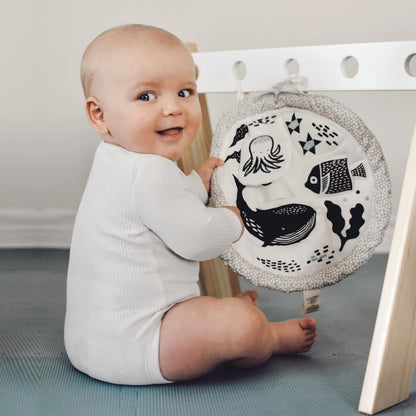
[177,43,241,299]
[359,123,416,414]
[200,260,241,298]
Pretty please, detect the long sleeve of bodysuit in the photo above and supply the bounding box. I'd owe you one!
[133,157,241,261]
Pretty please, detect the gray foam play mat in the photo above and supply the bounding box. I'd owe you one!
[211,91,391,292]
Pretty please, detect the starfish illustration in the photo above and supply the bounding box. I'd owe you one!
[299,133,321,154]
[286,113,302,134]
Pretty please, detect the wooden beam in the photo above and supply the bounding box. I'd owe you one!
[176,43,241,299]
[359,122,416,414]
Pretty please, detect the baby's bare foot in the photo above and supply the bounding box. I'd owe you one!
[235,290,258,306]
[271,318,316,354]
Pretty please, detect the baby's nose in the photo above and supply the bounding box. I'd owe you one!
[162,97,183,117]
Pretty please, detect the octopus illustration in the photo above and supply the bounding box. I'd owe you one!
[243,135,284,177]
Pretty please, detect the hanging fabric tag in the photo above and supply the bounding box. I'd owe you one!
[236,79,245,101]
[302,289,320,314]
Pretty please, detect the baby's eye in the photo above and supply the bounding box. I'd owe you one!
[178,89,192,98]
[138,92,156,101]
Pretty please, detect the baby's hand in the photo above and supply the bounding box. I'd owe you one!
[195,157,224,194]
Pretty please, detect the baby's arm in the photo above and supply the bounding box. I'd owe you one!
[194,157,244,239]
[133,158,242,261]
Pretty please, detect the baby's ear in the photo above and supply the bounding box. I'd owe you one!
[85,97,108,135]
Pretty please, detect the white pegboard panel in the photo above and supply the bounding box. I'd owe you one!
[193,41,416,92]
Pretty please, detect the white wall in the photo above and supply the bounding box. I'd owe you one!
[1,0,415,249]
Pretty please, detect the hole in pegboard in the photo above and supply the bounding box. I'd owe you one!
[284,58,300,75]
[341,56,359,78]
[405,54,416,77]
[233,61,247,81]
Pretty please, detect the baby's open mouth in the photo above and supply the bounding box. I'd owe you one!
[157,127,183,135]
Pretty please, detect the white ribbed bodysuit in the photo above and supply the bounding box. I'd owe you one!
[64,142,241,385]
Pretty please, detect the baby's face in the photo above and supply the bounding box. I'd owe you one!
[96,40,201,161]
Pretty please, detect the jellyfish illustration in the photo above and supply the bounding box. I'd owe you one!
[243,135,284,176]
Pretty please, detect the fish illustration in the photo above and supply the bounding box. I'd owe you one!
[230,124,249,147]
[305,158,366,195]
[234,176,316,247]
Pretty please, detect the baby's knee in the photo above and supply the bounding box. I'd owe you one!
[219,297,271,352]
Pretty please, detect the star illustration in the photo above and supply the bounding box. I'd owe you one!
[299,133,321,154]
[286,113,302,134]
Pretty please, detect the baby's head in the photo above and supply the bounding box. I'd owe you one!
[81,24,201,161]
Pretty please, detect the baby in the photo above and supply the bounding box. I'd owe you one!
[64,24,316,385]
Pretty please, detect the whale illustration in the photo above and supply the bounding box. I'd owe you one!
[233,176,316,247]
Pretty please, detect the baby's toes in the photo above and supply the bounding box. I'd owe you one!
[299,317,316,332]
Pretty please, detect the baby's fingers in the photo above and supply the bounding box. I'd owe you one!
[207,157,224,169]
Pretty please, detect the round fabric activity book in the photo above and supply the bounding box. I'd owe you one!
[211,91,391,292]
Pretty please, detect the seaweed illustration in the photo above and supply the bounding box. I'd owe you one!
[324,201,365,251]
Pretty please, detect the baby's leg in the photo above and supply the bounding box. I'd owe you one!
[159,294,316,381]
[235,289,259,306]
